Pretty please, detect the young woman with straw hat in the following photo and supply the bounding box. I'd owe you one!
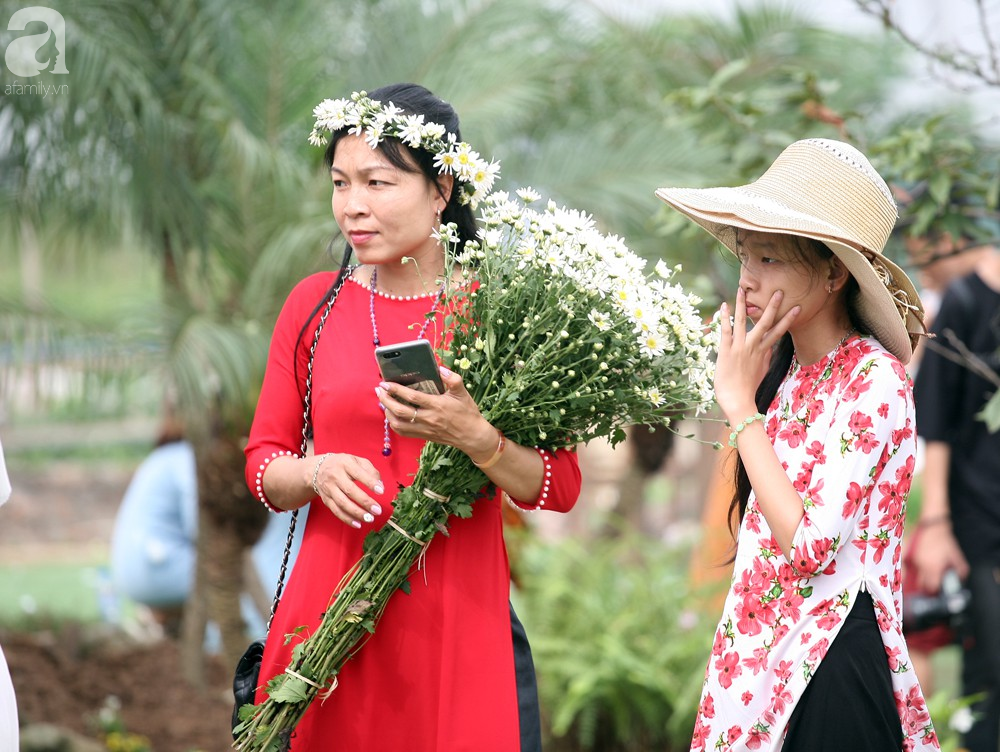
[657,139,938,751]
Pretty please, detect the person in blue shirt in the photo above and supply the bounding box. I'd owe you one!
[110,432,304,640]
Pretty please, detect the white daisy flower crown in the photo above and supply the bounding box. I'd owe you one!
[308,91,501,207]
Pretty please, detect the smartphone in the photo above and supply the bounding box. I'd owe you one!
[374,339,445,401]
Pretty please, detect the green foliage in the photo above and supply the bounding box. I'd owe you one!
[516,533,718,752]
[925,688,982,752]
[90,695,153,752]
[872,115,1000,242]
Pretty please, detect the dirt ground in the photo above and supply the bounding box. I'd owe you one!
[5,627,234,751]
[2,458,236,752]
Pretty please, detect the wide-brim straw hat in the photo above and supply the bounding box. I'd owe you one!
[655,138,924,364]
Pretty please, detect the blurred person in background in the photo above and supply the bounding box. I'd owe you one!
[895,182,1000,696]
[909,189,1000,750]
[0,436,19,749]
[110,417,304,642]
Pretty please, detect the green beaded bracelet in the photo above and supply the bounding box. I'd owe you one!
[727,413,766,448]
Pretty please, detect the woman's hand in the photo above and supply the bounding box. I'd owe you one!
[375,366,497,463]
[715,288,799,423]
[310,453,385,529]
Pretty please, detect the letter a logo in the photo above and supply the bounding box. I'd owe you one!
[6,6,68,77]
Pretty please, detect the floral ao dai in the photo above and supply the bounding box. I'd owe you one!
[691,334,939,752]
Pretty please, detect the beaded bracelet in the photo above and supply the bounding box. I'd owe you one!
[473,429,506,469]
[727,413,766,448]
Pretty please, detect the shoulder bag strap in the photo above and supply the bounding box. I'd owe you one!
[265,269,351,631]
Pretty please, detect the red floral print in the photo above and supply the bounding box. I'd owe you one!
[689,335,938,751]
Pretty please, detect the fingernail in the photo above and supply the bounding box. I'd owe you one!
[363,512,375,523]
[439,366,453,377]
[372,503,383,515]
[374,482,384,495]
[379,381,391,391]
[351,520,362,529]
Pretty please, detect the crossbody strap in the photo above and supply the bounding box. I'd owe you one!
[265,268,352,631]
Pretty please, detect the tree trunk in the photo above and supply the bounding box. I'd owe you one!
[181,431,269,685]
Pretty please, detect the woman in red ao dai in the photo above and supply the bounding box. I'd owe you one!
[244,83,581,751]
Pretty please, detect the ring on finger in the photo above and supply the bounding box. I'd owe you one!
[411,407,418,423]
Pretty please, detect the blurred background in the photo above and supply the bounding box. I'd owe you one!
[1,0,998,750]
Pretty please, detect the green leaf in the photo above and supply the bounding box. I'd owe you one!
[977,389,1000,433]
[269,677,312,704]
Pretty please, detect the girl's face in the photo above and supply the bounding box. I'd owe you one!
[735,231,831,325]
[330,134,449,268]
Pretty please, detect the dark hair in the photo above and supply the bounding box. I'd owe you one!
[293,83,479,400]
[728,233,865,543]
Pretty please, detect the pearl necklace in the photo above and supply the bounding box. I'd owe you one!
[369,267,445,456]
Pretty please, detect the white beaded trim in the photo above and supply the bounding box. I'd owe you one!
[255,450,300,512]
[347,273,441,301]
[505,447,552,512]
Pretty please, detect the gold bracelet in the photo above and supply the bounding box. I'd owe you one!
[727,413,765,448]
[473,430,506,469]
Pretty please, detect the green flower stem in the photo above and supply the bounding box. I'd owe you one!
[233,443,488,752]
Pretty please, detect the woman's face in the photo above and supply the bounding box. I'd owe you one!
[735,231,830,324]
[330,134,448,267]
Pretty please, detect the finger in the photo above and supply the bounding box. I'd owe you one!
[717,302,732,355]
[732,288,748,344]
[376,384,417,420]
[919,568,943,595]
[754,289,784,331]
[438,365,465,395]
[379,380,432,411]
[323,483,380,528]
[314,456,384,528]
[766,304,801,345]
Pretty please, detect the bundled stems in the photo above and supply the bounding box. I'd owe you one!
[233,443,487,752]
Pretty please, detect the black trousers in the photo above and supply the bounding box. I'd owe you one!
[783,590,902,751]
[511,601,542,752]
[960,563,1000,752]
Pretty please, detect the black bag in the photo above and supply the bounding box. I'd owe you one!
[232,639,266,730]
[230,275,345,737]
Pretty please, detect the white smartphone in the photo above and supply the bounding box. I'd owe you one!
[374,339,445,400]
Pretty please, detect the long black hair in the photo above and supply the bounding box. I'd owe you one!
[728,233,866,541]
[293,83,480,397]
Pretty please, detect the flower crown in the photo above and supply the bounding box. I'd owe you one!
[308,91,500,207]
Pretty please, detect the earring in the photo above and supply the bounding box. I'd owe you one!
[435,208,442,225]
[827,283,834,294]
